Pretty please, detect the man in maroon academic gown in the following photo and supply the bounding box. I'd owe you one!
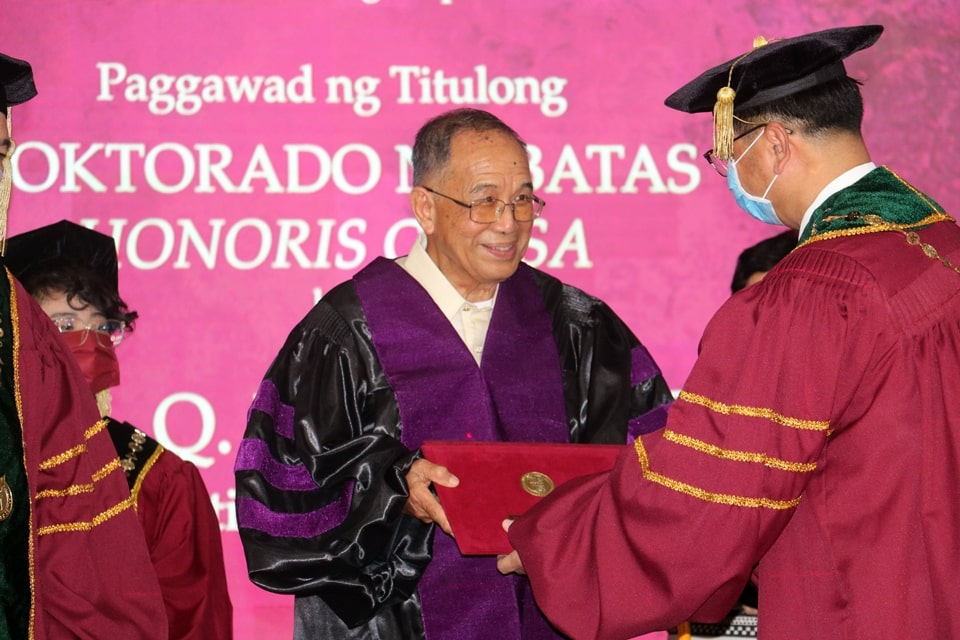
[501,25,960,640]
[0,51,169,640]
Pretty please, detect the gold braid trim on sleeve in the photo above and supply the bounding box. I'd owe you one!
[633,437,802,510]
[34,483,94,499]
[34,458,122,500]
[663,430,817,473]
[37,418,110,470]
[678,391,831,433]
[36,494,137,536]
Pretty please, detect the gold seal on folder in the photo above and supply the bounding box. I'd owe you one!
[520,471,555,497]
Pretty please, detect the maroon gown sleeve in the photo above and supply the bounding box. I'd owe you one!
[14,273,170,639]
[509,250,881,640]
[135,448,233,639]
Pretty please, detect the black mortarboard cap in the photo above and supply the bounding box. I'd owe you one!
[4,220,119,294]
[664,25,883,160]
[0,52,38,112]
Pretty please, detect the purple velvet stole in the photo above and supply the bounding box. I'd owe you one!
[353,258,569,640]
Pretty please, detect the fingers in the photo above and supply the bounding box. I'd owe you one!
[417,458,460,488]
[402,458,459,534]
[408,481,454,534]
[496,520,524,574]
[496,550,525,575]
[407,458,460,491]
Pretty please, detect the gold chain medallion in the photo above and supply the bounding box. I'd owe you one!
[0,475,13,521]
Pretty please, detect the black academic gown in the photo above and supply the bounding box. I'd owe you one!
[234,261,673,639]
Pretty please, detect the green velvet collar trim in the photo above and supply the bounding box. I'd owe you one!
[798,166,953,247]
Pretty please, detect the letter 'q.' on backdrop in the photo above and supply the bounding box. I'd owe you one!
[6,1,959,635]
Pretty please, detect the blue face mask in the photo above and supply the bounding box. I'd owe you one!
[726,131,782,225]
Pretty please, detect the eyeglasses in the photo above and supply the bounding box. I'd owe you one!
[50,316,127,346]
[702,124,767,178]
[421,186,546,224]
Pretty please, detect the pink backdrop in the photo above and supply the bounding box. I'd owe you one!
[6,2,959,636]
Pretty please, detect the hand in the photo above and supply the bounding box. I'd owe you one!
[403,458,459,535]
[496,518,525,575]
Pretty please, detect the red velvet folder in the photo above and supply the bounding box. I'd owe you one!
[420,440,626,556]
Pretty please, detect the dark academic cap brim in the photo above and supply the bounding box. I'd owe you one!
[664,25,884,114]
[0,53,38,111]
[4,220,119,293]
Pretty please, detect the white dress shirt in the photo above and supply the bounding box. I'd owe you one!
[396,235,495,365]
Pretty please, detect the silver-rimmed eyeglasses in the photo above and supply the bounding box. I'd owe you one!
[51,316,127,346]
[421,186,546,224]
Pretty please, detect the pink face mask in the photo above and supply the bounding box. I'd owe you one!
[59,330,121,393]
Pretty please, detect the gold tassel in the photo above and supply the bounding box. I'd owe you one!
[713,86,736,161]
[0,137,13,257]
[95,388,113,418]
[713,36,769,161]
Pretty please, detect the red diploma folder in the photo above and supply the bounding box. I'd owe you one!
[420,440,625,556]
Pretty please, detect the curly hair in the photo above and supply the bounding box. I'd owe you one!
[19,259,138,330]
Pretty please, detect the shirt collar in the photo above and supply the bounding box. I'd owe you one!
[798,162,876,236]
[398,234,494,321]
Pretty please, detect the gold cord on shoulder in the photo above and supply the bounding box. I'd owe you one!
[130,446,164,509]
[803,169,959,277]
